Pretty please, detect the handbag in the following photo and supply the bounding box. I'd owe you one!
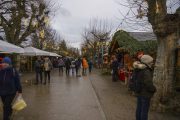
[12,94,27,111]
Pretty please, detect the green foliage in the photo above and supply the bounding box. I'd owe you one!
[140,40,157,55]
[111,30,157,55]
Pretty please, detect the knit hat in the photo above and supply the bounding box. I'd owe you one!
[2,57,12,65]
[140,55,153,65]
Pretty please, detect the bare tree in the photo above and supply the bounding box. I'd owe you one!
[81,18,112,58]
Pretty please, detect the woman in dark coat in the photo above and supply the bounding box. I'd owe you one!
[0,57,22,120]
[133,55,156,120]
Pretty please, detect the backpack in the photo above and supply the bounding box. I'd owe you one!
[129,69,143,93]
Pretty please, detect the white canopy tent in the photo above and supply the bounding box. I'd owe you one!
[49,52,62,57]
[23,47,50,56]
[0,40,24,53]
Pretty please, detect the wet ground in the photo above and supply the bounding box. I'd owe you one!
[0,69,180,120]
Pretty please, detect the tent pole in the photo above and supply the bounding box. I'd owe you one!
[31,57,33,72]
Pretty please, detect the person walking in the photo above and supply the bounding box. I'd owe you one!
[43,57,53,84]
[34,57,44,84]
[0,57,22,120]
[88,59,93,73]
[71,60,76,75]
[65,58,71,76]
[75,58,81,77]
[82,57,88,76]
[58,58,64,74]
[132,55,156,120]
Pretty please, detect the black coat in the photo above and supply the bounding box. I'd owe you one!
[0,67,22,96]
[132,62,156,98]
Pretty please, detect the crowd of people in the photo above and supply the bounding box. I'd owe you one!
[34,56,94,85]
[0,53,157,120]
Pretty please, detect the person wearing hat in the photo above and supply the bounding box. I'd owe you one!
[132,55,156,120]
[0,57,22,120]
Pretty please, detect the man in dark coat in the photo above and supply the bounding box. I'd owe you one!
[111,56,119,82]
[133,55,156,120]
[0,57,22,120]
[34,57,44,84]
[65,58,71,76]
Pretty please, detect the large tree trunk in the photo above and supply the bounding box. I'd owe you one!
[152,32,178,111]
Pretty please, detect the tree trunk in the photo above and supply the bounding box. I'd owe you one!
[152,32,178,111]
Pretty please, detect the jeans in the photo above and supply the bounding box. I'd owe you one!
[66,68,70,75]
[136,96,151,120]
[82,68,87,75]
[112,70,118,82]
[59,66,63,73]
[35,71,42,84]
[1,94,16,120]
[44,71,50,84]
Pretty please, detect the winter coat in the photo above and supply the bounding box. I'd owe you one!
[44,60,53,71]
[65,59,71,69]
[111,60,119,71]
[58,59,64,67]
[82,58,88,69]
[35,60,44,72]
[75,59,81,69]
[0,67,22,96]
[133,61,156,98]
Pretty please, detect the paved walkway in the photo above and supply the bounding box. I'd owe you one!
[0,69,179,120]
[89,70,180,120]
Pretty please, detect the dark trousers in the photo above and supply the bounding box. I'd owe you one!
[59,66,63,73]
[112,70,118,82]
[66,68,70,75]
[82,68,87,75]
[89,67,92,73]
[75,67,79,75]
[136,96,151,120]
[44,71,50,84]
[35,71,42,84]
[1,94,16,120]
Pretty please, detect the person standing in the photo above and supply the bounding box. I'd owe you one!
[0,57,22,120]
[111,56,119,82]
[133,55,156,120]
[43,57,53,84]
[35,57,44,84]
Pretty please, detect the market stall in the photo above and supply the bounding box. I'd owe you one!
[23,47,50,56]
[0,40,24,53]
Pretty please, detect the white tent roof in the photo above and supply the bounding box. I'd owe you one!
[0,40,24,53]
[23,47,50,56]
[49,52,62,57]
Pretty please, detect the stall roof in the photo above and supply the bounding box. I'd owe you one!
[23,47,50,56]
[49,52,62,57]
[0,40,24,53]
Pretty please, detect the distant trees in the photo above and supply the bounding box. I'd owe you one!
[81,18,112,58]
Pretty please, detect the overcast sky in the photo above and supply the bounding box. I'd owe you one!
[50,0,130,48]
